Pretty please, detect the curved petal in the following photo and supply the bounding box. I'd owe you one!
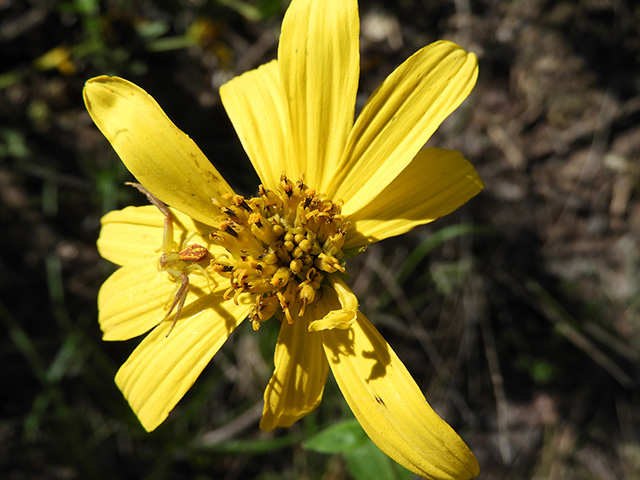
[321,311,479,480]
[278,0,359,190]
[344,148,483,248]
[98,257,227,341]
[98,205,222,267]
[260,298,331,430]
[83,76,235,225]
[332,41,478,213]
[115,295,251,431]
[220,60,287,191]
[308,275,358,331]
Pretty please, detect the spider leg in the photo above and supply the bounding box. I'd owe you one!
[163,272,189,337]
[192,263,216,292]
[126,182,174,254]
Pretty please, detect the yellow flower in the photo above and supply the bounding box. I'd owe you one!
[84,0,483,478]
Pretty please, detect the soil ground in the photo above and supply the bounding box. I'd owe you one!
[1,1,639,479]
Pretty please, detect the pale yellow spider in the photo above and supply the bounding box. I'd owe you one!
[127,182,212,336]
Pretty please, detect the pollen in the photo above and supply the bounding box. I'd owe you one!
[209,173,350,330]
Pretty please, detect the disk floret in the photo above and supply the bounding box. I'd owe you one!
[209,174,350,330]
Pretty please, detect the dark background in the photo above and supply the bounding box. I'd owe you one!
[1,0,639,478]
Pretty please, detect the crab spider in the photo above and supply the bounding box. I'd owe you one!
[127,182,212,336]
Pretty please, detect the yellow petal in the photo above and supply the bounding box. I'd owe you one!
[344,148,483,249]
[98,205,221,266]
[308,310,356,332]
[278,0,359,190]
[260,299,330,431]
[321,312,479,480]
[332,41,478,212]
[115,295,250,431]
[98,258,226,341]
[83,76,234,225]
[219,60,287,191]
[308,275,358,331]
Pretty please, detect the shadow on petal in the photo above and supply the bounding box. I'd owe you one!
[260,298,330,430]
[320,310,479,479]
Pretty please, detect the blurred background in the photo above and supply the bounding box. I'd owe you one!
[1,0,639,479]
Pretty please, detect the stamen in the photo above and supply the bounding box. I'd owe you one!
[277,290,293,324]
[220,221,238,237]
[233,195,253,212]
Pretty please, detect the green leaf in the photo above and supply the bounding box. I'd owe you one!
[344,438,414,480]
[302,419,368,453]
[304,420,415,480]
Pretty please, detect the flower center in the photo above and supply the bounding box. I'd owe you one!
[209,174,350,330]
